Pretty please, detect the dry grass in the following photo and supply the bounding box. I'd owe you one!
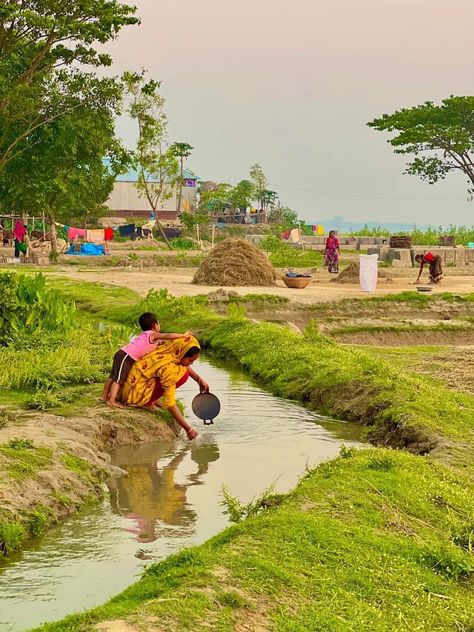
[193,239,277,287]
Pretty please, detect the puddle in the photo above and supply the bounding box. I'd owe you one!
[0,356,363,631]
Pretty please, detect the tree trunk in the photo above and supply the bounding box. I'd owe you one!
[176,157,184,213]
[155,216,173,249]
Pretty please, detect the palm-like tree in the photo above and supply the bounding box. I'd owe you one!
[170,142,193,213]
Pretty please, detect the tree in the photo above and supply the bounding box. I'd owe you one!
[170,142,193,213]
[229,179,254,210]
[198,181,232,213]
[0,73,128,253]
[368,96,474,195]
[267,204,299,228]
[0,0,138,171]
[260,189,278,211]
[249,163,268,209]
[123,71,180,248]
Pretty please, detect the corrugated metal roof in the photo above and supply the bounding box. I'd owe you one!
[103,158,199,183]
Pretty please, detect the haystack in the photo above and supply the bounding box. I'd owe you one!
[193,238,277,286]
[389,235,412,249]
[332,261,391,284]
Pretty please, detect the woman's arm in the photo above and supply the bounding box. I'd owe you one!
[188,366,209,392]
[167,404,198,439]
[415,261,424,282]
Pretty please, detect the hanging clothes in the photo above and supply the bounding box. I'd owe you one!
[119,224,135,238]
[104,227,114,241]
[67,227,87,241]
[87,228,105,244]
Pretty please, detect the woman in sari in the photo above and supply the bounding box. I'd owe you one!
[414,252,443,284]
[13,220,27,259]
[324,230,340,273]
[122,335,209,440]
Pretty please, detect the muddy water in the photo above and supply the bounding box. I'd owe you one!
[0,357,362,631]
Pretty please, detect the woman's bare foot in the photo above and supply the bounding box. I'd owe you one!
[187,428,199,440]
[107,400,125,409]
[142,404,157,411]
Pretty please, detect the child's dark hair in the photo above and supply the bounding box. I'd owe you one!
[139,312,158,331]
[183,346,200,358]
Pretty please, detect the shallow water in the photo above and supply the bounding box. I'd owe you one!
[0,357,363,631]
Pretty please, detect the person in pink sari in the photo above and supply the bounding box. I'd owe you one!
[13,220,27,258]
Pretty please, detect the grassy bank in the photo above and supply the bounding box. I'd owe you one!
[0,275,178,557]
[6,277,473,629]
[37,448,474,631]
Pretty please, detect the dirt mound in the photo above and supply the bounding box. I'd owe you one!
[332,261,391,284]
[193,239,277,286]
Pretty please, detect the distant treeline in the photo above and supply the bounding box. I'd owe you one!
[348,225,474,246]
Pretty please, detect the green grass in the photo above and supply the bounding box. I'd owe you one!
[36,448,474,631]
[6,278,474,629]
[0,440,53,480]
[330,322,474,336]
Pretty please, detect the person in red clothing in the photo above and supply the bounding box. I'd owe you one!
[324,230,340,273]
[414,252,443,284]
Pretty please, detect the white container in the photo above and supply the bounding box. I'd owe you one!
[359,254,378,292]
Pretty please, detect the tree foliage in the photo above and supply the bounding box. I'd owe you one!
[368,96,474,194]
[0,73,127,227]
[267,204,299,228]
[123,71,181,247]
[0,0,138,170]
[170,142,193,212]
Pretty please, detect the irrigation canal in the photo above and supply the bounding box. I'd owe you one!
[0,356,363,631]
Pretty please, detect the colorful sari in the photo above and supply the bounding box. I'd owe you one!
[325,236,339,273]
[122,335,200,408]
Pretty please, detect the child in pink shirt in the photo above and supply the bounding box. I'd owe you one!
[101,312,190,408]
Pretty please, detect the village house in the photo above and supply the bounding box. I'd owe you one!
[105,164,199,221]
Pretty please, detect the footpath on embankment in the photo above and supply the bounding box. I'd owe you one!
[29,279,474,632]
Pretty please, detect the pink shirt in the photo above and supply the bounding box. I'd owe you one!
[122,331,158,361]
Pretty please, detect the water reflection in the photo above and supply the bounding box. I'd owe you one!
[108,442,220,542]
[0,356,363,632]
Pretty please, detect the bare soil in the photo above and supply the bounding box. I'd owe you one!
[336,330,474,346]
[44,266,474,305]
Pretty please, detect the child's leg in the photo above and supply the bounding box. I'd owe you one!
[100,378,113,401]
[107,381,125,407]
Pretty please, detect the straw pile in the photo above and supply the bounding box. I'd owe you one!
[332,261,391,284]
[193,238,277,286]
[389,235,412,249]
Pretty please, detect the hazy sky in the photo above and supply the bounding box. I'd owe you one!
[108,0,474,225]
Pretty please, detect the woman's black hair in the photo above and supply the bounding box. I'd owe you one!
[183,346,200,358]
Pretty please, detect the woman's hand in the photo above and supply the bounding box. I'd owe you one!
[198,378,209,393]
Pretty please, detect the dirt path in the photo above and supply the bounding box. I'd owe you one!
[46,267,474,305]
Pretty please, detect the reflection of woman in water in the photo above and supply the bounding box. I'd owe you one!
[108,442,220,542]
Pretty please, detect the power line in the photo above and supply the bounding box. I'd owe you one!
[274,182,467,202]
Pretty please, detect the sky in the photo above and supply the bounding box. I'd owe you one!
[107,0,474,226]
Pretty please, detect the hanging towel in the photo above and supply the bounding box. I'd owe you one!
[104,227,114,241]
[87,228,105,244]
[68,227,87,241]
